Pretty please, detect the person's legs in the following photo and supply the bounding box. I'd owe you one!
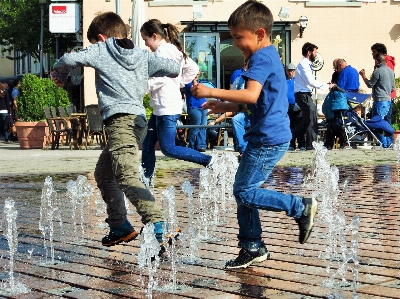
[198,108,208,149]
[156,114,212,166]
[292,93,312,148]
[96,114,164,246]
[226,142,317,268]
[187,108,201,149]
[0,113,9,142]
[232,112,249,154]
[141,114,158,178]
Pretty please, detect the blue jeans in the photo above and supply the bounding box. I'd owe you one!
[142,114,212,178]
[232,112,250,154]
[187,108,207,150]
[233,142,305,250]
[372,100,393,147]
[0,113,10,142]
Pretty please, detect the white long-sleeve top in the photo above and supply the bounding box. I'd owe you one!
[294,56,329,93]
[147,42,199,115]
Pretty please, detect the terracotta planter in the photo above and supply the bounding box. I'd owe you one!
[394,130,400,143]
[14,121,49,149]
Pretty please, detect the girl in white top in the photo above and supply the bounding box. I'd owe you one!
[140,19,212,179]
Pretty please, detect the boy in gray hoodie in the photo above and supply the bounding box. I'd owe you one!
[52,12,180,250]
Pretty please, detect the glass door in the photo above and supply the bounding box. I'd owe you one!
[181,33,220,88]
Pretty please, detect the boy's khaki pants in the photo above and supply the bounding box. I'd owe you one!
[94,113,163,228]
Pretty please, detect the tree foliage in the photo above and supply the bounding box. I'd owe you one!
[0,0,83,61]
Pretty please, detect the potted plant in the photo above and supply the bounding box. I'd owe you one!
[391,77,400,142]
[15,74,71,148]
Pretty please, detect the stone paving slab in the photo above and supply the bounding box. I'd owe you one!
[0,143,400,298]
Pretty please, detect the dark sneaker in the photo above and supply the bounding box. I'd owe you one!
[296,197,318,244]
[166,227,181,245]
[102,221,139,247]
[225,243,270,269]
[151,243,167,262]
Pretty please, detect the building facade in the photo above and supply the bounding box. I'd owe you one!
[80,0,400,105]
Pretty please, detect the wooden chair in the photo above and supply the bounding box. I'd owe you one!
[58,105,81,149]
[43,106,73,150]
[85,104,107,149]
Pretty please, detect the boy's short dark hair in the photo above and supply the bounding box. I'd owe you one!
[87,12,127,42]
[301,42,318,57]
[228,0,273,36]
[371,43,387,55]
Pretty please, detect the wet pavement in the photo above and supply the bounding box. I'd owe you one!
[0,143,399,298]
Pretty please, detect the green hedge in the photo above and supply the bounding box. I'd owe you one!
[18,74,70,121]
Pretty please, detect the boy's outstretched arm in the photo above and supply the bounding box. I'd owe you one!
[191,79,261,104]
[148,54,181,78]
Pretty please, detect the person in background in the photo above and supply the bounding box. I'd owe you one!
[11,79,20,121]
[286,63,305,151]
[52,12,181,254]
[371,43,396,144]
[293,42,333,150]
[0,83,12,143]
[140,19,213,182]
[360,53,395,148]
[184,71,208,152]
[191,0,318,269]
[335,59,360,92]
[230,60,250,158]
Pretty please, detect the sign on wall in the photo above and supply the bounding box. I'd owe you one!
[49,3,80,33]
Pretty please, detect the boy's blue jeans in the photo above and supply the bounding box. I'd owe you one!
[232,112,250,154]
[187,108,207,150]
[142,113,211,178]
[233,141,305,250]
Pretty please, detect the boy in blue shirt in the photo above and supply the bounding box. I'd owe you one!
[191,0,318,269]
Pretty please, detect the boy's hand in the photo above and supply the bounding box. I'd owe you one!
[50,70,64,87]
[359,69,366,79]
[191,79,211,98]
[202,100,226,114]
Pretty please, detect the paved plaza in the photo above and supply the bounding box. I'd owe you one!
[0,142,399,298]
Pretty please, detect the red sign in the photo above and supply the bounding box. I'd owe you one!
[52,6,67,14]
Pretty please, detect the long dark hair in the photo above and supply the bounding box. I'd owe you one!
[141,19,187,60]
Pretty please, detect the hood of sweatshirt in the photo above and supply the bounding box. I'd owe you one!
[385,55,395,70]
[106,37,144,71]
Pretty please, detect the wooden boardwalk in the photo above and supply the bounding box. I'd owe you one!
[0,164,399,299]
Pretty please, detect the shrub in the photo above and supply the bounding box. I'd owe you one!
[143,93,153,120]
[18,74,70,121]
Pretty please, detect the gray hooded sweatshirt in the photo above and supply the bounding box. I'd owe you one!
[52,38,180,120]
[362,63,395,102]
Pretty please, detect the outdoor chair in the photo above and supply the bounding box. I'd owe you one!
[43,106,74,150]
[85,104,107,149]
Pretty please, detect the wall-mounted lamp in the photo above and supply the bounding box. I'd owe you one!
[299,16,308,38]
[278,7,290,20]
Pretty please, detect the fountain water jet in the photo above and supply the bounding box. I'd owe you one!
[0,199,30,295]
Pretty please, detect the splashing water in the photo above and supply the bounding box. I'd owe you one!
[94,189,107,228]
[160,186,179,292]
[196,151,238,242]
[138,223,160,299]
[39,176,63,264]
[0,199,30,295]
[181,181,199,264]
[305,142,360,298]
[66,175,94,242]
[140,165,155,195]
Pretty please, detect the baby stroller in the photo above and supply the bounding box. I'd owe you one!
[322,86,387,149]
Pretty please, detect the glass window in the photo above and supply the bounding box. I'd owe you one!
[182,33,220,88]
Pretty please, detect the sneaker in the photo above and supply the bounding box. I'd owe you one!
[102,220,139,247]
[287,147,295,151]
[225,243,270,269]
[295,197,318,244]
[166,227,181,245]
[299,147,306,151]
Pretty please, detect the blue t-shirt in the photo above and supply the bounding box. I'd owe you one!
[230,68,245,85]
[184,82,207,109]
[242,45,291,146]
[337,65,360,92]
[286,78,295,105]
